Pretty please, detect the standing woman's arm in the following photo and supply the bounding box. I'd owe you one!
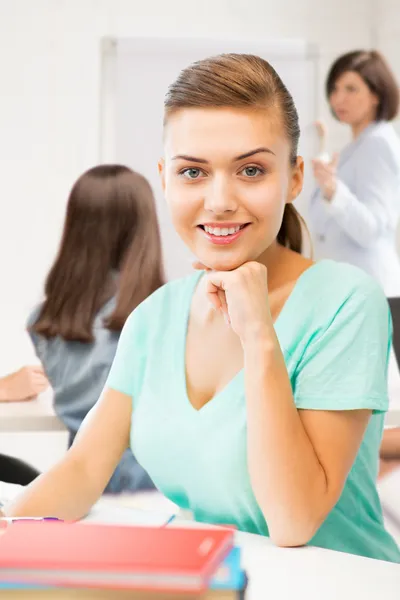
[319,137,397,248]
[307,186,331,233]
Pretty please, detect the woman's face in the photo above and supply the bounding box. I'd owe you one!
[329,71,379,127]
[159,107,303,271]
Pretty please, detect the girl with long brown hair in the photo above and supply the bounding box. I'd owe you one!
[4,57,399,562]
[27,164,164,492]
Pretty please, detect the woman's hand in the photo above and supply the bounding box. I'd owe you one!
[312,154,338,201]
[193,261,274,345]
[0,366,49,402]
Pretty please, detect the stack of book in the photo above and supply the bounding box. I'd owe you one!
[0,520,247,599]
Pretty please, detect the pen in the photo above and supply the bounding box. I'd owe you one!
[0,517,64,523]
[161,514,176,527]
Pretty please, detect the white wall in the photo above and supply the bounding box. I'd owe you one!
[1,0,396,372]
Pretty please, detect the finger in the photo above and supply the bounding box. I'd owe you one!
[316,161,331,173]
[34,377,49,388]
[218,290,229,317]
[312,162,326,175]
[32,374,49,385]
[31,365,45,375]
[331,153,339,168]
[314,119,327,138]
[26,365,44,374]
[205,279,222,311]
[31,381,49,394]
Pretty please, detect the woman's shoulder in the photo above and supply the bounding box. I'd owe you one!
[361,122,400,164]
[124,272,200,327]
[300,260,388,320]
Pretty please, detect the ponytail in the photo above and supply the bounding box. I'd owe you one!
[277,204,306,254]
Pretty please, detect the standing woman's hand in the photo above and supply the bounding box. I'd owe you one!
[312,154,339,201]
[193,261,274,346]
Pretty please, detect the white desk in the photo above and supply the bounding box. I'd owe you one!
[387,351,400,426]
[85,500,400,600]
[1,352,400,433]
[0,389,64,432]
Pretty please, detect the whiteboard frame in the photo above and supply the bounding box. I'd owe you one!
[99,36,320,164]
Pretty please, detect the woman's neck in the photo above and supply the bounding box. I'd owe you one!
[351,117,375,140]
[258,243,311,293]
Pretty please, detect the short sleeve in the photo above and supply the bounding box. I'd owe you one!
[105,307,148,399]
[293,278,392,412]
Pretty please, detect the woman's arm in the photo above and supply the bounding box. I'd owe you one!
[380,427,400,460]
[0,366,49,402]
[1,387,132,520]
[244,336,370,547]
[315,137,396,248]
[307,187,330,234]
[195,262,389,548]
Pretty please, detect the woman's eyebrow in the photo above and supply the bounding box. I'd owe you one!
[172,147,276,164]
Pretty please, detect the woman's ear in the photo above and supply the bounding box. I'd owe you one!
[158,158,166,192]
[287,156,304,204]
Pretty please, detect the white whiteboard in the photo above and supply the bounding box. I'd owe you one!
[100,37,319,280]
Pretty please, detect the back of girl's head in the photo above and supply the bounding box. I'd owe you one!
[32,165,164,342]
[164,53,305,253]
[326,50,399,121]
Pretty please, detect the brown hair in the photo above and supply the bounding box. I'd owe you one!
[326,50,399,121]
[164,53,305,254]
[32,165,165,342]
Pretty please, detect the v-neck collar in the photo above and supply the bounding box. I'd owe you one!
[179,261,328,415]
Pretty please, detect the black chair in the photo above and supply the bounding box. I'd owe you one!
[0,453,40,485]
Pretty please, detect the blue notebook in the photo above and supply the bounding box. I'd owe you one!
[0,547,247,593]
[210,546,246,590]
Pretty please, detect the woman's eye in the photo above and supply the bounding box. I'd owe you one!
[180,168,204,179]
[241,166,265,178]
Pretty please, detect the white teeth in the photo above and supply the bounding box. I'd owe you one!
[204,225,241,236]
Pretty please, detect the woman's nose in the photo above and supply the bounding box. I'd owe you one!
[203,176,237,214]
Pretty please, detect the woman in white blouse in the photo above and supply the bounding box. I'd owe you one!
[309,50,400,296]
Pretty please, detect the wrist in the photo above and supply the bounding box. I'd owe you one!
[242,327,279,356]
[323,180,337,201]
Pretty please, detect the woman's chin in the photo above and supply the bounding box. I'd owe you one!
[198,255,248,272]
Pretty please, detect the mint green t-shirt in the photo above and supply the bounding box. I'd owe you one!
[107,260,400,563]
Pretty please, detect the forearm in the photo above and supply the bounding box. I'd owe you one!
[244,334,328,546]
[325,180,383,247]
[380,428,400,460]
[2,454,104,521]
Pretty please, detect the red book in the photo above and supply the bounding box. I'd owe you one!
[0,521,234,593]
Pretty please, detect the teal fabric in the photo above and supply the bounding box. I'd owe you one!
[107,260,400,562]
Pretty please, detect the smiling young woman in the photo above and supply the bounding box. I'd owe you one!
[3,54,399,564]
